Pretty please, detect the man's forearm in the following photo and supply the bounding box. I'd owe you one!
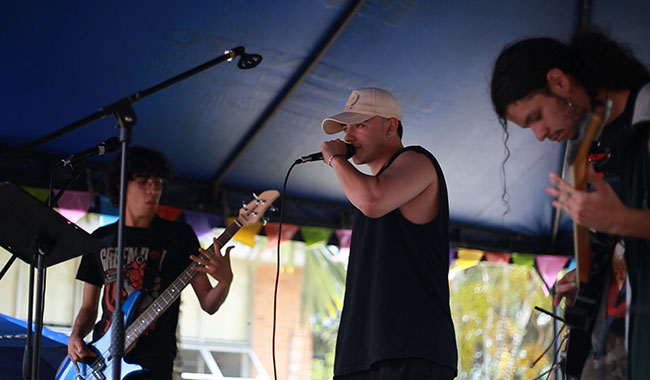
[201,281,231,315]
[70,307,96,339]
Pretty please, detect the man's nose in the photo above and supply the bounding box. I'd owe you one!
[531,124,548,141]
[344,126,355,142]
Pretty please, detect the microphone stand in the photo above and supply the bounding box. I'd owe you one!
[1,46,261,380]
[21,160,84,380]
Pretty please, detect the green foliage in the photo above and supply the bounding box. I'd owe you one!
[302,245,346,380]
[302,245,347,324]
[310,313,340,380]
[304,247,562,380]
[450,263,558,380]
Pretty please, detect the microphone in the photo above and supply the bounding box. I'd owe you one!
[60,137,121,167]
[296,144,355,164]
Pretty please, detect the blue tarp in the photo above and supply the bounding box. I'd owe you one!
[1,0,648,254]
[0,313,68,379]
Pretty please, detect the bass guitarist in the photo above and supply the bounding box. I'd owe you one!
[66,147,234,380]
[490,29,650,379]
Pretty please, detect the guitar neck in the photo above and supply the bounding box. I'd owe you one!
[123,219,243,349]
[571,105,605,285]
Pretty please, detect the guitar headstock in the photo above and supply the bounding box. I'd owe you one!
[237,190,280,226]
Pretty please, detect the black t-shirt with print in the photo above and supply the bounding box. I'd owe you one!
[76,216,199,367]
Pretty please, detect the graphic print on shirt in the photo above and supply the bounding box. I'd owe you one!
[98,245,166,335]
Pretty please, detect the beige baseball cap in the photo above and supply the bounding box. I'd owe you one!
[322,87,402,134]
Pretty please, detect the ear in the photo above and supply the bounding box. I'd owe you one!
[546,68,572,96]
[385,117,399,136]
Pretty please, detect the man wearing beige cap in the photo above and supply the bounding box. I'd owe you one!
[320,88,458,379]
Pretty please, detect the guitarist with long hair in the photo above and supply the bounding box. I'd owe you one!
[66,147,234,380]
[490,29,650,379]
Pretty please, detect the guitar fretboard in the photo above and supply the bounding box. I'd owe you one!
[123,220,242,349]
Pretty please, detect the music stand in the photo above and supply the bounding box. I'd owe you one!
[0,182,107,380]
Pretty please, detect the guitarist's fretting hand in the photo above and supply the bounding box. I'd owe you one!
[190,239,234,286]
[546,164,627,235]
[552,269,578,308]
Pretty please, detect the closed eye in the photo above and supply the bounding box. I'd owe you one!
[523,112,541,128]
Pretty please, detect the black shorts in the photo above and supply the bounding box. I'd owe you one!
[335,358,456,380]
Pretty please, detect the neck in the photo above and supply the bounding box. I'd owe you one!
[125,212,155,228]
[597,88,631,125]
[368,141,403,175]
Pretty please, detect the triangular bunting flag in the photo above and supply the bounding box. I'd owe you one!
[567,257,576,271]
[54,190,92,223]
[455,248,484,270]
[448,248,483,279]
[157,205,183,221]
[21,186,49,203]
[184,210,224,238]
[536,255,570,296]
[264,222,300,251]
[449,247,456,267]
[300,226,332,247]
[332,229,352,262]
[99,194,119,216]
[227,216,262,247]
[484,252,512,265]
[512,252,535,267]
[99,214,119,227]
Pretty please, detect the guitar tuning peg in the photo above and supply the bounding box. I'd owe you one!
[241,201,248,212]
[252,211,259,217]
[262,217,269,226]
[269,205,278,212]
[252,192,259,199]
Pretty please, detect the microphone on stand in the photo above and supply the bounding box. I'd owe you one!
[296,144,355,164]
[60,137,121,167]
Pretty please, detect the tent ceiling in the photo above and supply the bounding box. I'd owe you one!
[1,0,649,254]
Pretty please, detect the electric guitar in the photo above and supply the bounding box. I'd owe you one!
[561,104,612,378]
[55,190,280,380]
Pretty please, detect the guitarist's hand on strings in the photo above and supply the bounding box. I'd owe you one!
[67,334,97,372]
[546,164,626,235]
[552,269,578,307]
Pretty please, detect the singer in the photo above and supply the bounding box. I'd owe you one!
[320,88,457,380]
[64,147,234,380]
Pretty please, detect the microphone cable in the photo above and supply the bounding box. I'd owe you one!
[271,160,299,380]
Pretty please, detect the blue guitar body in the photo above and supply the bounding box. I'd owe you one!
[55,291,146,380]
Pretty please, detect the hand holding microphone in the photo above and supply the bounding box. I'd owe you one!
[296,140,355,165]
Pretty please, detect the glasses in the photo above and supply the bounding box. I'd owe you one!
[133,176,165,190]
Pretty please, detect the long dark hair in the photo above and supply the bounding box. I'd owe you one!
[491,29,649,127]
[489,28,649,212]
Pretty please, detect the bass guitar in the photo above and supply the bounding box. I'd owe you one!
[562,103,612,379]
[55,190,280,380]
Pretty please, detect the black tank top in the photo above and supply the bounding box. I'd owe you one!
[334,146,458,376]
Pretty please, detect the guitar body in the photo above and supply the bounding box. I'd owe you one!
[55,291,146,380]
[563,246,611,378]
